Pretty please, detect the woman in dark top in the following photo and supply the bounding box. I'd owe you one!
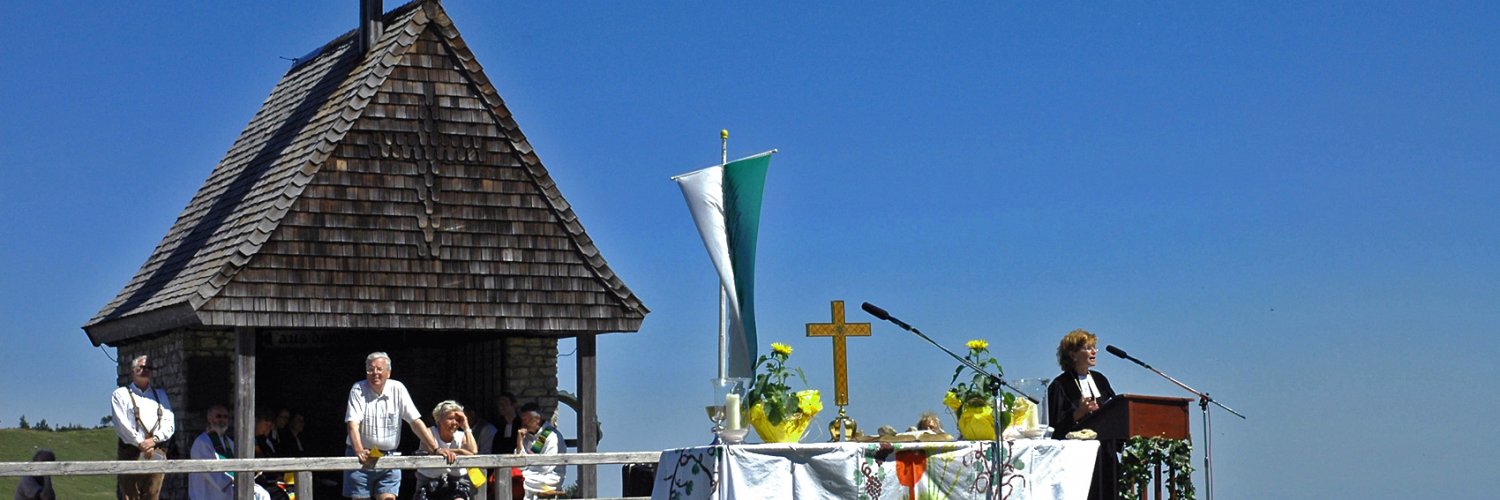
[1047,328,1119,500]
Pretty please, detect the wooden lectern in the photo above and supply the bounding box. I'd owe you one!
[1078,394,1192,441]
[1078,394,1193,500]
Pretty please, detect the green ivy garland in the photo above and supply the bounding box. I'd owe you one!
[1119,436,1196,500]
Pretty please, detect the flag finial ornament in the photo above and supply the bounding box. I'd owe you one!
[721,129,729,140]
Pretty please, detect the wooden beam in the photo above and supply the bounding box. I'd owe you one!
[0,452,666,476]
[234,328,256,500]
[576,333,598,498]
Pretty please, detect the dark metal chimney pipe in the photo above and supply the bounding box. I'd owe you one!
[358,0,383,53]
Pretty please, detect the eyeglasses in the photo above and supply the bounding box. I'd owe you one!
[1081,346,1098,352]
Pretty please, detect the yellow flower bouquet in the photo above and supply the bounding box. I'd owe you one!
[744,342,822,443]
[746,389,822,442]
[945,339,1016,440]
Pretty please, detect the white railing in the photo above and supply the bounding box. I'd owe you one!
[0,452,662,500]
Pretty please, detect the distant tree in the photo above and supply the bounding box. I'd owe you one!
[58,422,86,431]
[18,415,28,429]
[100,415,114,428]
[34,419,50,431]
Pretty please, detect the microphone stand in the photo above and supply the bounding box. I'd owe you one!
[862,303,1036,500]
[1107,346,1244,500]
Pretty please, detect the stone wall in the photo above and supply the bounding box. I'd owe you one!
[504,336,560,417]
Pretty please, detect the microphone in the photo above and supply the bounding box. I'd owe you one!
[1105,345,1129,359]
[1106,344,1151,369]
[861,302,911,330]
[860,302,891,321]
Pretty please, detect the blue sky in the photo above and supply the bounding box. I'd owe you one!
[3,2,1498,498]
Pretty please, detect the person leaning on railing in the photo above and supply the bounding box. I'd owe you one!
[415,400,480,500]
[344,352,455,500]
[515,403,564,499]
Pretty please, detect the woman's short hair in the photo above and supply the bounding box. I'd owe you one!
[1056,329,1098,373]
[432,400,465,422]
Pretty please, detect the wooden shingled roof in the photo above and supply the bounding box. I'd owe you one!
[84,0,647,346]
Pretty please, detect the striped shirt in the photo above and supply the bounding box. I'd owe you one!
[345,379,421,451]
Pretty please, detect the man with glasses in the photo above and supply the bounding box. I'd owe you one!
[344,352,454,500]
[111,354,176,500]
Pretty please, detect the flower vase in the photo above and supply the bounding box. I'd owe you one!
[955,403,997,441]
[747,404,814,443]
[747,390,822,443]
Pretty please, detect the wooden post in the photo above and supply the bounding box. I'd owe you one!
[576,333,598,498]
[296,471,314,500]
[234,328,257,500]
[1154,462,1163,500]
[490,467,512,500]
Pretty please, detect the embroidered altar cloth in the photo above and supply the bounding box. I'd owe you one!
[652,439,1099,500]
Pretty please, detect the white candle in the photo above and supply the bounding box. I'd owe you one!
[724,393,742,430]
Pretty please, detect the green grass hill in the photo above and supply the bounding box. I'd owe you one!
[1,427,118,500]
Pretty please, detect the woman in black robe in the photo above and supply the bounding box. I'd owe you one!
[1047,329,1119,500]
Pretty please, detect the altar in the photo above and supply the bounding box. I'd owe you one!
[651,439,1100,500]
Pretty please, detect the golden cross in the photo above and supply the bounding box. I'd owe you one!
[806,300,872,407]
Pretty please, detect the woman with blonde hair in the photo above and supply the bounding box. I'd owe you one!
[1046,329,1119,500]
[416,400,479,500]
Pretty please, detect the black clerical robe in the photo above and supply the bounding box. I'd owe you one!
[1048,370,1119,500]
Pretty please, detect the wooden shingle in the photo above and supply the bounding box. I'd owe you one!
[85,0,647,345]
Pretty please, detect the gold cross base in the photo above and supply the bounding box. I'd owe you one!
[827,406,859,442]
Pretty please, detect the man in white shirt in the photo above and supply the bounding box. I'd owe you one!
[344,352,454,500]
[111,354,175,500]
[516,405,564,499]
[189,405,235,500]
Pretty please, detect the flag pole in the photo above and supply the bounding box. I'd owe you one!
[717,129,729,382]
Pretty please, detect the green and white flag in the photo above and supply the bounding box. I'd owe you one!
[673,151,775,378]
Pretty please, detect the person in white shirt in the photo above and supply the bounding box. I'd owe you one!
[343,352,454,500]
[416,400,480,500]
[515,405,564,499]
[111,355,175,500]
[189,405,235,500]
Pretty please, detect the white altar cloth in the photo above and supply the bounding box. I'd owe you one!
[651,440,1099,500]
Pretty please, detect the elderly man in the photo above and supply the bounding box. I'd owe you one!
[111,354,175,500]
[189,405,235,500]
[344,352,455,500]
[515,404,564,499]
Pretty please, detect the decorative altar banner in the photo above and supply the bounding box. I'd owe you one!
[652,440,1100,500]
[672,151,774,378]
